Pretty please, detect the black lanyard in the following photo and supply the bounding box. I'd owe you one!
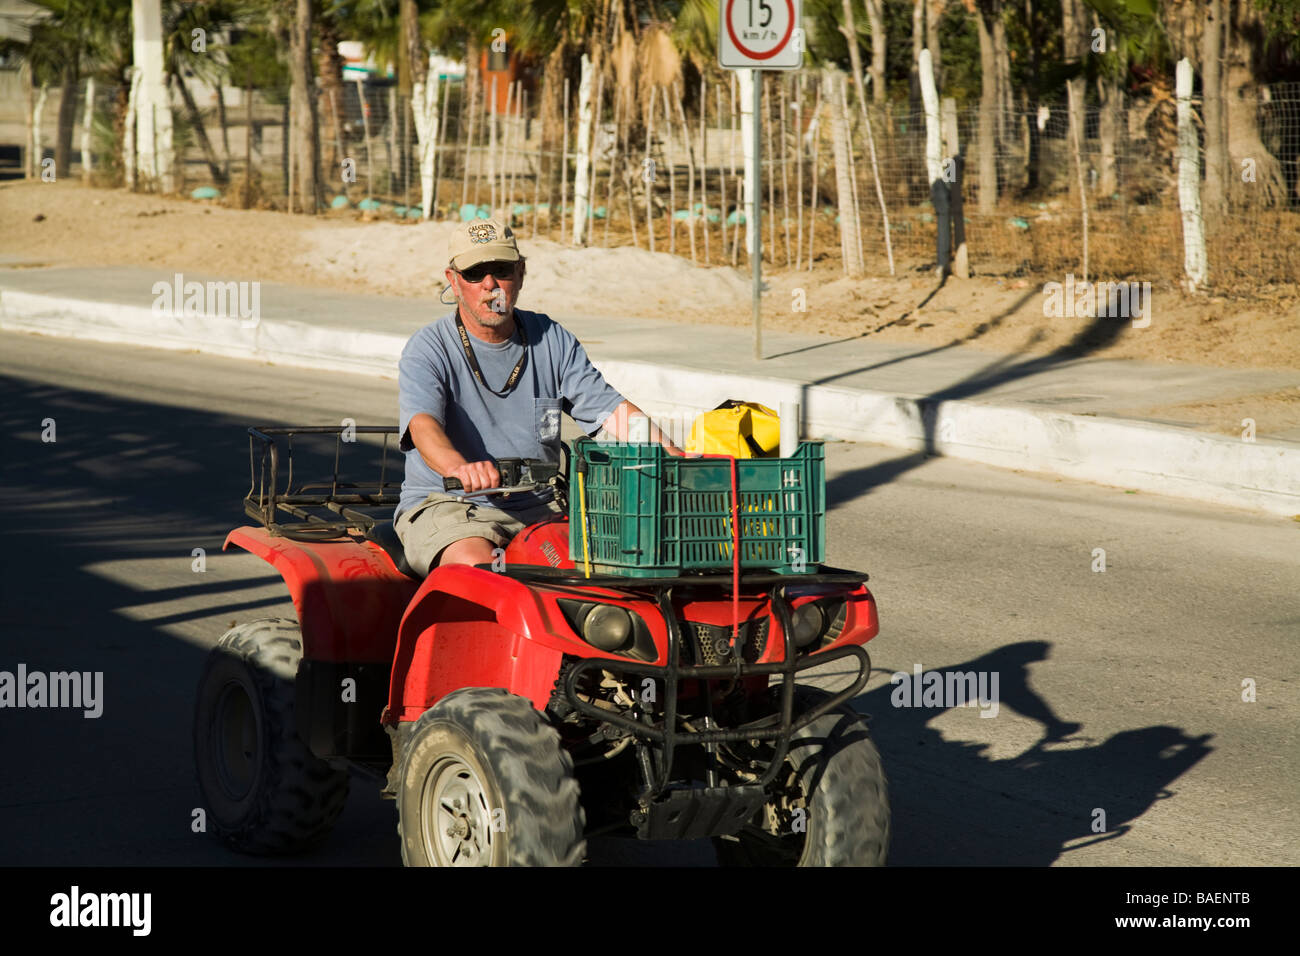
[454,314,528,397]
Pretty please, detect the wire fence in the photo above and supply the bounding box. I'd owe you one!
[26,72,1300,290]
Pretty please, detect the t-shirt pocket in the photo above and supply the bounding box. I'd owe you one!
[535,397,562,444]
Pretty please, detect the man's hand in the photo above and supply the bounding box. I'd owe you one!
[446,460,500,493]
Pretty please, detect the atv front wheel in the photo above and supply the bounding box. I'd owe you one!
[396,688,586,866]
[193,618,349,853]
[715,687,890,866]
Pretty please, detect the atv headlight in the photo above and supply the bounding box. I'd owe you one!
[582,605,634,652]
[791,603,826,647]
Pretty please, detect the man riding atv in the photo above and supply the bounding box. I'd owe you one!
[395,216,680,574]
[194,219,889,868]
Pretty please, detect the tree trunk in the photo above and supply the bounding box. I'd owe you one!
[1061,0,1087,199]
[993,7,1011,151]
[572,55,596,245]
[112,71,132,185]
[540,37,568,217]
[175,68,228,183]
[132,0,174,192]
[1200,0,1226,215]
[22,62,34,179]
[32,82,48,179]
[839,0,869,114]
[1024,0,1041,190]
[215,84,231,180]
[909,0,923,115]
[1096,69,1120,198]
[926,0,943,90]
[1096,12,1121,199]
[865,0,886,104]
[908,0,926,201]
[123,71,139,188]
[1223,0,1283,206]
[825,69,862,277]
[55,60,79,179]
[318,13,346,181]
[243,84,253,208]
[1175,58,1207,289]
[404,0,437,217]
[289,0,320,212]
[976,1,998,213]
[460,36,481,208]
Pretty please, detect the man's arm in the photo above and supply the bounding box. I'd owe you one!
[407,412,501,492]
[601,400,684,456]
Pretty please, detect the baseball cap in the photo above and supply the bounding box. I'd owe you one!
[448,217,522,270]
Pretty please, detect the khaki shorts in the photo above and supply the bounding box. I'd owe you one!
[394,492,564,576]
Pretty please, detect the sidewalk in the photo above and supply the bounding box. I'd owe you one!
[2,265,1297,517]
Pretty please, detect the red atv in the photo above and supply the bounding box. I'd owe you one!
[194,424,889,866]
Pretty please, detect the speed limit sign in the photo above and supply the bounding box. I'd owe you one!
[718,0,803,70]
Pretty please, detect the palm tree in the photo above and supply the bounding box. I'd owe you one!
[17,1,112,178]
[164,1,249,185]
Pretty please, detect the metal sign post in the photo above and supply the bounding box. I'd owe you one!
[719,0,802,361]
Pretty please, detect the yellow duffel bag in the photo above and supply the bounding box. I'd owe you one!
[686,400,781,458]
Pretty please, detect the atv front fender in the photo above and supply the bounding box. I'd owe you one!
[385,565,600,723]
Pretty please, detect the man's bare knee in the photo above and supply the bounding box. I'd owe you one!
[438,537,498,567]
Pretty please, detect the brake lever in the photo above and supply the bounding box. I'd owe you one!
[444,459,558,495]
[443,483,536,497]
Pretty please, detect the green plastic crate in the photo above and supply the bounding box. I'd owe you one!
[569,438,826,577]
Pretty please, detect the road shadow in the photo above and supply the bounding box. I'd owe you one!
[819,292,1130,508]
[0,371,400,865]
[852,641,1214,865]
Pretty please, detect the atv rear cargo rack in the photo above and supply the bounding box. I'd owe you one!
[245,425,402,540]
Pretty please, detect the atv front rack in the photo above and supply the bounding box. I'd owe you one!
[245,425,402,540]
[557,582,872,839]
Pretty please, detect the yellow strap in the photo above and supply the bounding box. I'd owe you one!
[577,470,592,578]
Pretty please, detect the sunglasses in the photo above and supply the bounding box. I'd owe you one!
[457,261,518,283]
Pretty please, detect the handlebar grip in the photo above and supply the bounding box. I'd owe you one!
[444,476,463,491]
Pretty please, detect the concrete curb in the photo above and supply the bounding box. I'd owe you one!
[597,361,1300,517]
[3,287,1297,518]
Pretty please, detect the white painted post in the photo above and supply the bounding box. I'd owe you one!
[780,402,800,457]
[919,49,946,275]
[572,53,594,245]
[1175,58,1208,291]
[412,56,440,220]
[81,76,95,181]
[628,415,651,444]
[131,0,173,191]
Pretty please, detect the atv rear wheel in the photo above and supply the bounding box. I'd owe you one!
[714,687,890,866]
[193,618,349,854]
[396,688,586,866]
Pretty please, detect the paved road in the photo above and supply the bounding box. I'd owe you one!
[0,330,1295,866]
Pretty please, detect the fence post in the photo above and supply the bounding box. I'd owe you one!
[1175,58,1208,291]
[919,49,948,277]
[1065,80,1089,283]
[942,98,968,279]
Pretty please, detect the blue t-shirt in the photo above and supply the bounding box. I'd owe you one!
[396,309,625,518]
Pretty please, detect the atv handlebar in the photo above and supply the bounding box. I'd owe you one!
[443,457,562,496]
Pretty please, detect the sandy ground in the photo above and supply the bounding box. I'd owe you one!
[3,180,1298,433]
